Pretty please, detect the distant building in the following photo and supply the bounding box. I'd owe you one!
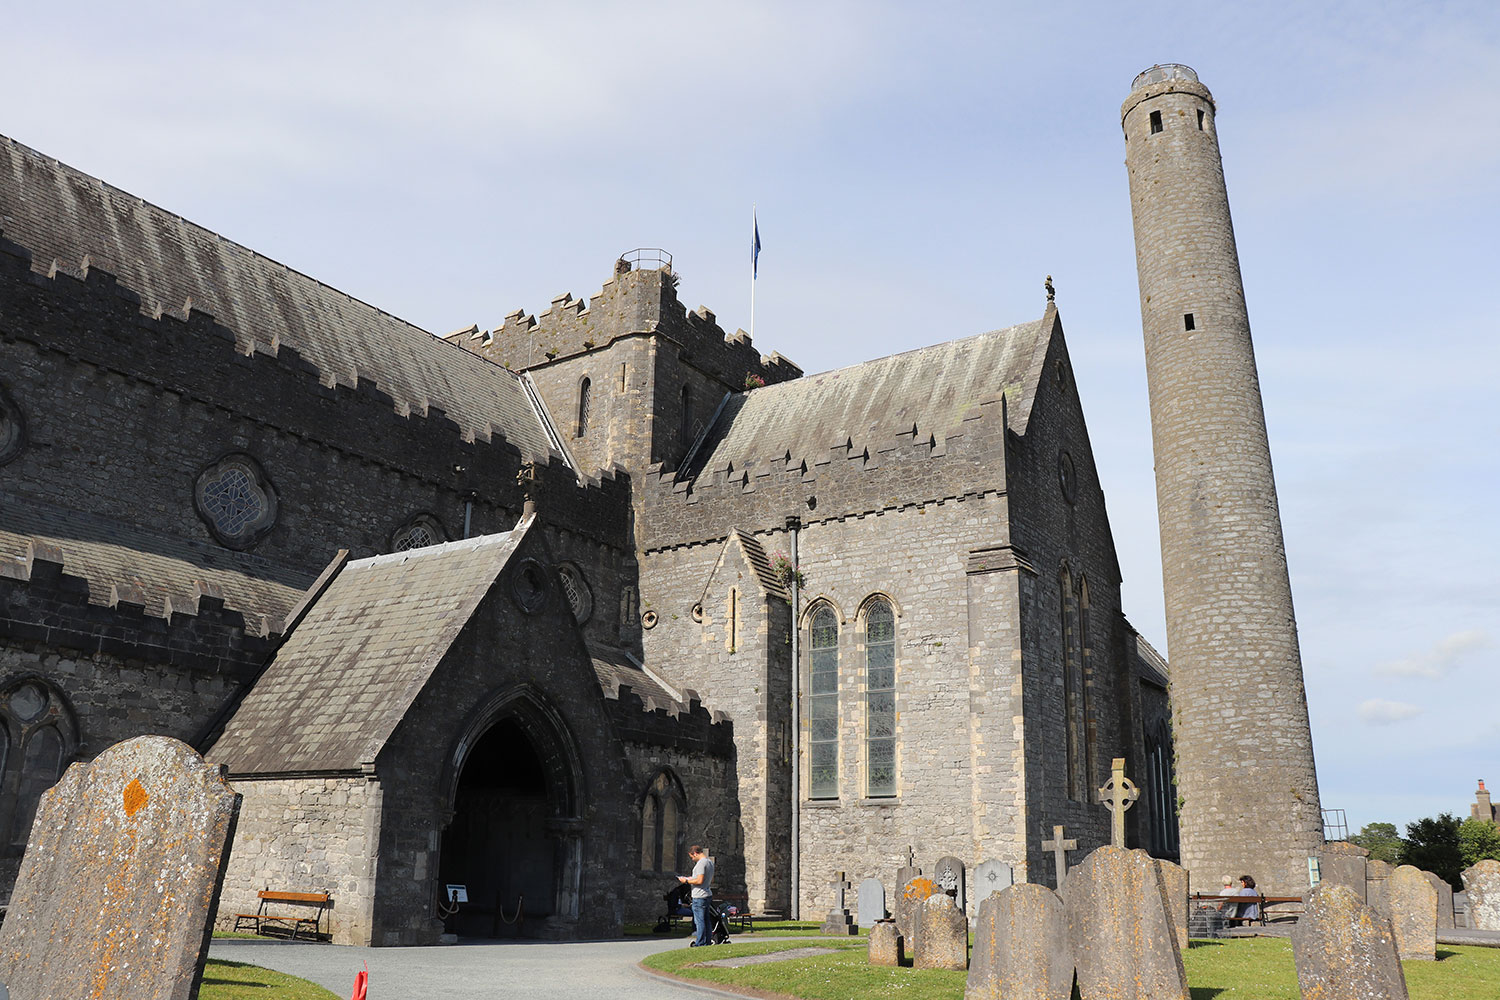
[1473,781,1497,822]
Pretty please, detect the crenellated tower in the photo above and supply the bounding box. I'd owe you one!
[1121,65,1322,893]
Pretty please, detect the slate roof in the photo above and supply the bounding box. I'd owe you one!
[0,134,560,461]
[0,492,313,632]
[207,527,528,775]
[689,318,1051,476]
[1132,627,1171,687]
[591,648,685,713]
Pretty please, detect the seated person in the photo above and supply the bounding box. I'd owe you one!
[1232,875,1260,925]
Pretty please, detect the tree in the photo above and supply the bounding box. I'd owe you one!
[1349,822,1403,864]
[1459,818,1500,868]
[1403,813,1463,889]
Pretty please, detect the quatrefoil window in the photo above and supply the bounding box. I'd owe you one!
[194,453,277,549]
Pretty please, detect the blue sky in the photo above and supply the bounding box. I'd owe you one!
[8,1,1498,837]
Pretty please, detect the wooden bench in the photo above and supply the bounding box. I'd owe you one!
[715,892,755,933]
[234,890,332,940]
[1190,892,1302,926]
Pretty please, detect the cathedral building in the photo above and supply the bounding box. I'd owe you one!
[0,94,1181,942]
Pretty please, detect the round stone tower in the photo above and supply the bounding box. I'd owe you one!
[1121,65,1323,893]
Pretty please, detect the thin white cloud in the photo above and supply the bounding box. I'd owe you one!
[1377,629,1491,679]
[1357,699,1424,725]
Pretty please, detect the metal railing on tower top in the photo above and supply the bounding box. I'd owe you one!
[617,248,673,273]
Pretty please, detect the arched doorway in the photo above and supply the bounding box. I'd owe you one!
[438,692,583,938]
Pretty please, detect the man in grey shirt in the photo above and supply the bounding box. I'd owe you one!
[678,844,715,946]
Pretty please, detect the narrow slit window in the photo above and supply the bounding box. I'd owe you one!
[1196,109,1205,130]
[1183,313,1196,331]
[576,377,592,438]
[1149,110,1163,134]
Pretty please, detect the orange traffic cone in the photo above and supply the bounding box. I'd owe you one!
[350,961,368,1000]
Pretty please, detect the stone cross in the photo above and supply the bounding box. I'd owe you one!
[830,871,851,912]
[1097,757,1140,848]
[1042,825,1078,887]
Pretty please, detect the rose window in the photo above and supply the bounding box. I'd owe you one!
[194,454,277,549]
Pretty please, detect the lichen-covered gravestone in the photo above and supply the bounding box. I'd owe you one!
[857,878,887,929]
[934,855,967,913]
[868,920,904,966]
[1063,846,1188,1000]
[0,736,241,1000]
[965,884,1071,1000]
[1290,883,1409,1000]
[1421,870,1455,930]
[914,892,968,970]
[1462,860,1500,931]
[1317,841,1370,903]
[1152,858,1189,953]
[1388,865,1436,960]
[1366,858,1396,917]
[895,876,938,952]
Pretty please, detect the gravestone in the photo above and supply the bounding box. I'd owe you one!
[1063,846,1188,1000]
[934,855,967,913]
[1152,858,1190,952]
[857,878,887,929]
[971,860,1013,910]
[1366,858,1395,917]
[895,844,921,890]
[0,736,241,1000]
[1041,825,1077,889]
[820,871,856,935]
[1461,859,1500,930]
[1098,757,1140,848]
[895,876,938,951]
[868,920,904,966]
[1388,865,1436,960]
[914,892,968,970]
[1421,870,1454,930]
[1291,883,1409,1000]
[1317,841,1370,903]
[965,884,1071,1000]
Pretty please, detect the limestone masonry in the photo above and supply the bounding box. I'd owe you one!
[1122,64,1323,896]
[0,63,1322,944]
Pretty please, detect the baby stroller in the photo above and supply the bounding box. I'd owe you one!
[653,882,731,944]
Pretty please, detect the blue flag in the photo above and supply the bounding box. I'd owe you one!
[752,213,761,279]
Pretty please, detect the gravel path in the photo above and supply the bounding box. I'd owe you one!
[209,934,740,999]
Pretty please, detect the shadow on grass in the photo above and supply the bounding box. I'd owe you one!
[1435,948,1459,961]
[1189,990,1225,999]
[1187,940,1226,948]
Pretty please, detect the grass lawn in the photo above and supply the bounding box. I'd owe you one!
[644,935,1500,1000]
[626,919,867,938]
[199,959,340,1000]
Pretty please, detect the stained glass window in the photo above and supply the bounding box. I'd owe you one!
[392,514,446,552]
[557,564,592,623]
[865,599,896,797]
[640,770,686,873]
[0,679,74,852]
[809,606,839,799]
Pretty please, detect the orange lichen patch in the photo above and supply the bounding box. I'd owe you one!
[123,778,149,816]
[903,876,937,900]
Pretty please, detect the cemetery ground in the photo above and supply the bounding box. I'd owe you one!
[641,936,1500,999]
[198,959,339,1000]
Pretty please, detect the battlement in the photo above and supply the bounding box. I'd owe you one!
[599,679,735,754]
[454,261,801,391]
[0,540,280,676]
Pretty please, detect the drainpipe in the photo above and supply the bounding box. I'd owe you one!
[786,515,801,919]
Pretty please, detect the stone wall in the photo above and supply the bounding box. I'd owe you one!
[0,238,630,573]
[214,775,381,944]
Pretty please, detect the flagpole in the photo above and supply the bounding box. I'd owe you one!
[750,204,757,342]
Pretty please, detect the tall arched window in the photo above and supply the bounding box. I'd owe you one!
[864,598,896,798]
[0,679,76,853]
[1060,568,1084,800]
[808,605,840,799]
[576,377,592,438]
[679,384,693,447]
[1145,720,1179,858]
[640,770,687,873]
